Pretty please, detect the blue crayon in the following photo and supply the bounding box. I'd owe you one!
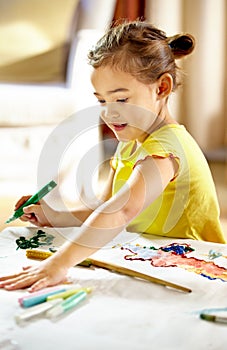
[21,288,67,308]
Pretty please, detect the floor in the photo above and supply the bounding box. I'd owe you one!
[1,161,227,238]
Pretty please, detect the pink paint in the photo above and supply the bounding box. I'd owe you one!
[121,243,227,282]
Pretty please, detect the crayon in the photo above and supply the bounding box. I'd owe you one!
[46,290,89,318]
[20,286,67,308]
[15,298,63,323]
[47,287,92,301]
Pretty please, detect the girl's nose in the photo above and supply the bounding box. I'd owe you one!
[101,103,120,119]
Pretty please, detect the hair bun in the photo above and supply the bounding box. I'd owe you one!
[167,34,195,59]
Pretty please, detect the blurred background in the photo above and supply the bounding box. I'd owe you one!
[0,0,226,232]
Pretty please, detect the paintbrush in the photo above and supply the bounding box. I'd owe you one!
[26,249,191,293]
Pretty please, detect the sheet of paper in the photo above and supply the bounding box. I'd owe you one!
[1,226,227,350]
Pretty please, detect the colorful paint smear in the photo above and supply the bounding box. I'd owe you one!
[121,243,227,282]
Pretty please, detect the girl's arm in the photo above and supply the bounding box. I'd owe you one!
[17,168,115,227]
[54,166,115,226]
[0,156,175,291]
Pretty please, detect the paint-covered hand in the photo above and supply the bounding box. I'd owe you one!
[0,257,69,292]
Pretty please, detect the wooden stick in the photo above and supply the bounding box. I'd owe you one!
[26,249,191,293]
[86,258,191,293]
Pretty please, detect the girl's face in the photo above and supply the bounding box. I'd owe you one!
[91,66,161,143]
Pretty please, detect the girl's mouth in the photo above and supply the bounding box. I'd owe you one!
[112,123,128,131]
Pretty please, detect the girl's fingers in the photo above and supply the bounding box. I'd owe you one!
[23,205,36,214]
[0,261,68,291]
[3,275,40,290]
[0,270,29,282]
[22,207,40,225]
[15,196,31,210]
[22,266,32,271]
[19,215,32,222]
[28,277,51,292]
[19,211,39,225]
[0,267,37,287]
[0,268,47,290]
[28,274,68,292]
[0,276,16,283]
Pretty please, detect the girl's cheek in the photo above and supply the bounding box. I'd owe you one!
[100,108,107,120]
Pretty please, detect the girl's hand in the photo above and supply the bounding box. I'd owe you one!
[0,258,69,292]
[14,196,55,227]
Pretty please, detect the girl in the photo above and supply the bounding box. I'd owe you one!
[0,21,225,291]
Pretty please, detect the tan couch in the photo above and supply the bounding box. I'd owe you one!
[0,0,116,207]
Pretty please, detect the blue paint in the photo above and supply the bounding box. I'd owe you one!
[161,243,194,255]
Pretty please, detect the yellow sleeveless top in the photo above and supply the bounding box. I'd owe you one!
[110,124,225,243]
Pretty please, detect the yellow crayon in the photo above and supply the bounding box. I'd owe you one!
[26,249,53,260]
[47,287,92,301]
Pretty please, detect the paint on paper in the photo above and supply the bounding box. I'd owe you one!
[121,243,227,282]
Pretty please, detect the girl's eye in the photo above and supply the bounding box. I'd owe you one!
[98,99,106,105]
[117,98,128,103]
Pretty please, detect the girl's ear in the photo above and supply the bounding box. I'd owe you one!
[156,73,173,98]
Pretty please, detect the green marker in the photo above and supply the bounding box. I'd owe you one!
[200,313,227,324]
[5,180,57,224]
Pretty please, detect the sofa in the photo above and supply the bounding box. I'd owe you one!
[0,0,116,207]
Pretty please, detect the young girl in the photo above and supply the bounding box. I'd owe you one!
[0,21,225,291]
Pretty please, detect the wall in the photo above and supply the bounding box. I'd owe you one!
[146,0,227,152]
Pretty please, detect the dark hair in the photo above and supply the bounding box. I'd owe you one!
[88,21,195,90]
